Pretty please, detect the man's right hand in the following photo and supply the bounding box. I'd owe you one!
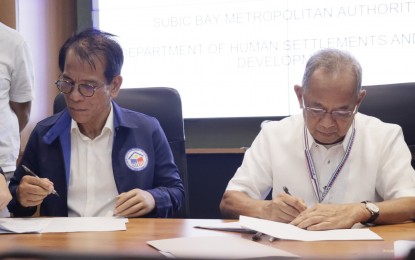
[262,192,308,223]
[17,175,55,207]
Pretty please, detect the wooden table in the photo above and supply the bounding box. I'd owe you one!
[0,218,414,259]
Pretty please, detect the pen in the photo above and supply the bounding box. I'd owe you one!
[251,231,263,241]
[252,231,278,242]
[283,186,291,195]
[22,165,60,197]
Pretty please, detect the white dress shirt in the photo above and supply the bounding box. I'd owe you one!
[0,22,34,173]
[226,113,415,206]
[68,104,119,217]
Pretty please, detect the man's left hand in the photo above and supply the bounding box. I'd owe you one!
[114,189,155,217]
[290,203,367,230]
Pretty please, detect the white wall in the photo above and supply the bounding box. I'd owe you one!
[15,0,77,151]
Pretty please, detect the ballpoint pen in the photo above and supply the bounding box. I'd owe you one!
[22,165,60,197]
[252,231,278,242]
[251,231,263,241]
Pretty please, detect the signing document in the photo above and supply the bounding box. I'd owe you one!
[239,215,382,241]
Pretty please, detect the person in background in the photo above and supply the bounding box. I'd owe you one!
[0,22,34,215]
[220,48,415,230]
[0,167,11,212]
[8,28,184,217]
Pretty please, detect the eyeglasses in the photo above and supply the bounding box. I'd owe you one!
[55,79,104,97]
[302,99,357,120]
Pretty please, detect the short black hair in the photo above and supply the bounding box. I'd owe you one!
[58,28,124,83]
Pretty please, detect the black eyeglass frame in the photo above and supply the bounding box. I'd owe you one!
[55,79,104,98]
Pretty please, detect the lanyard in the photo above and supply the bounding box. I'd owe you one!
[304,121,356,203]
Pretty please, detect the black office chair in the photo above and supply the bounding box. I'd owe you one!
[53,87,190,218]
[359,82,415,168]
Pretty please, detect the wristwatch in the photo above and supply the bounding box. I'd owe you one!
[361,201,379,225]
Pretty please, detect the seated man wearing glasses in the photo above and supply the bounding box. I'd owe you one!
[220,48,415,230]
[8,28,185,218]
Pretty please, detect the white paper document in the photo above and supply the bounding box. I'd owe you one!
[239,215,383,241]
[148,236,298,259]
[0,217,128,234]
[0,218,50,233]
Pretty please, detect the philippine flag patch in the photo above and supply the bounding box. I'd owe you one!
[125,148,148,171]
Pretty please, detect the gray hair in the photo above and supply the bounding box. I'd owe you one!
[302,48,362,95]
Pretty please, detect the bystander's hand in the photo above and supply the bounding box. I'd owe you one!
[0,176,12,210]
